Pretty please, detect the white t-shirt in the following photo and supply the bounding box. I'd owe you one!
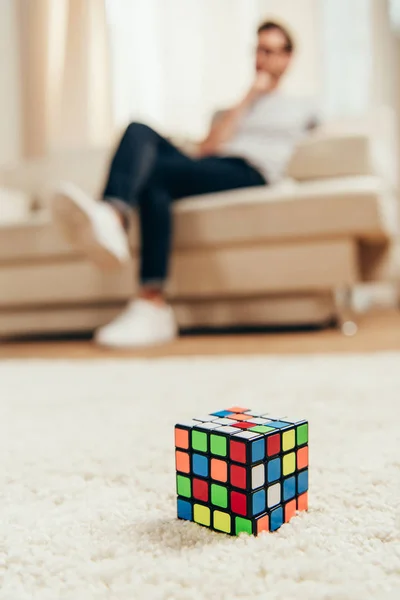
[219,91,319,184]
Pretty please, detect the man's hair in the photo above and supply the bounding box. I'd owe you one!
[257,20,295,53]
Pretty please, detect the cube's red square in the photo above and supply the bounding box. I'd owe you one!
[231,422,254,429]
[230,464,247,489]
[230,490,247,516]
[230,440,247,463]
[192,478,209,503]
[267,433,280,456]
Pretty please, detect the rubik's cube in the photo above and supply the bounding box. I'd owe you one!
[175,407,308,535]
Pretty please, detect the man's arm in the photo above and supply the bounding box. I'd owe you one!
[197,72,273,157]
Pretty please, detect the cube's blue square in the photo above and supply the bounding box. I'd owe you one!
[297,469,308,494]
[251,438,265,463]
[267,421,291,429]
[270,506,284,531]
[252,489,266,516]
[177,499,192,521]
[192,453,209,477]
[283,476,296,501]
[267,457,281,483]
[211,410,233,417]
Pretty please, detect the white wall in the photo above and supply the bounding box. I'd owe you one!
[0,0,21,165]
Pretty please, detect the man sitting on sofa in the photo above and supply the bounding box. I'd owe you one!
[53,20,318,348]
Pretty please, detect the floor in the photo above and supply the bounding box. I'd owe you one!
[1,310,399,359]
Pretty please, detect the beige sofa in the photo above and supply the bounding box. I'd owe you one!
[0,109,399,338]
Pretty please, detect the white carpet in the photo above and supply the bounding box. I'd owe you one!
[0,353,399,600]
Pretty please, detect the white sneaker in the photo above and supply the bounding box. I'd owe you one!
[95,299,177,348]
[52,181,130,269]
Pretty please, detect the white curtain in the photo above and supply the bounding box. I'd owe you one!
[320,0,372,118]
[389,0,400,32]
[106,0,262,139]
[107,0,386,135]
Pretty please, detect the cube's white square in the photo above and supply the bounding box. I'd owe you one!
[248,418,273,425]
[267,483,281,508]
[193,415,219,422]
[251,464,265,489]
[214,425,239,434]
[194,421,222,430]
[212,418,236,425]
[233,431,259,440]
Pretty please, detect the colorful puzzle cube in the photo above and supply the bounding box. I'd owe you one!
[175,407,308,535]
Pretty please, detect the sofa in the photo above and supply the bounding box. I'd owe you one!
[0,108,399,338]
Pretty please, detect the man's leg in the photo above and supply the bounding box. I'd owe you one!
[52,122,189,269]
[138,156,265,288]
[95,155,265,348]
[102,122,189,209]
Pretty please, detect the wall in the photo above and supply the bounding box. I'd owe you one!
[0,0,21,165]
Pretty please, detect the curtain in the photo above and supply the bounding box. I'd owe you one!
[320,0,373,118]
[106,0,323,139]
[106,0,261,140]
[16,0,112,159]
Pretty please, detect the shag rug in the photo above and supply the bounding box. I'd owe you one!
[0,354,399,600]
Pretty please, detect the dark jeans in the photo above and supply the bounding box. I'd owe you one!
[102,122,266,285]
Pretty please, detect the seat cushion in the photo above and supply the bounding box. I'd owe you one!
[0,176,395,264]
[166,176,396,250]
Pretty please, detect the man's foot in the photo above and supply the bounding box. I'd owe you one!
[95,299,177,348]
[52,182,130,269]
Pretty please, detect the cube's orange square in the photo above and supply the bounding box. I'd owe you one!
[225,406,249,413]
[297,446,308,470]
[297,492,308,512]
[175,450,190,473]
[284,499,296,523]
[257,514,269,534]
[228,413,251,422]
[175,428,189,450]
[211,458,228,482]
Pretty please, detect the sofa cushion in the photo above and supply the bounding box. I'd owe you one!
[166,176,396,250]
[287,107,398,186]
[0,176,395,263]
[0,239,359,306]
[0,188,33,224]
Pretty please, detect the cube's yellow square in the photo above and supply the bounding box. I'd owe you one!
[283,452,296,475]
[194,504,211,526]
[282,429,295,451]
[213,510,231,533]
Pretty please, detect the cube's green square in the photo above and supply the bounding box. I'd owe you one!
[210,434,227,457]
[235,516,253,535]
[249,425,275,434]
[296,423,308,446]
[177,475,191,498]
[211,483,228,508]
[192,430,208,452]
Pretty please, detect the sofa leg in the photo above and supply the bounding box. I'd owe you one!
[334,287,358,336]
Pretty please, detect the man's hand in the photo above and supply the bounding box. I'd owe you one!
[198,71,273,157]
[249,71,273,99]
